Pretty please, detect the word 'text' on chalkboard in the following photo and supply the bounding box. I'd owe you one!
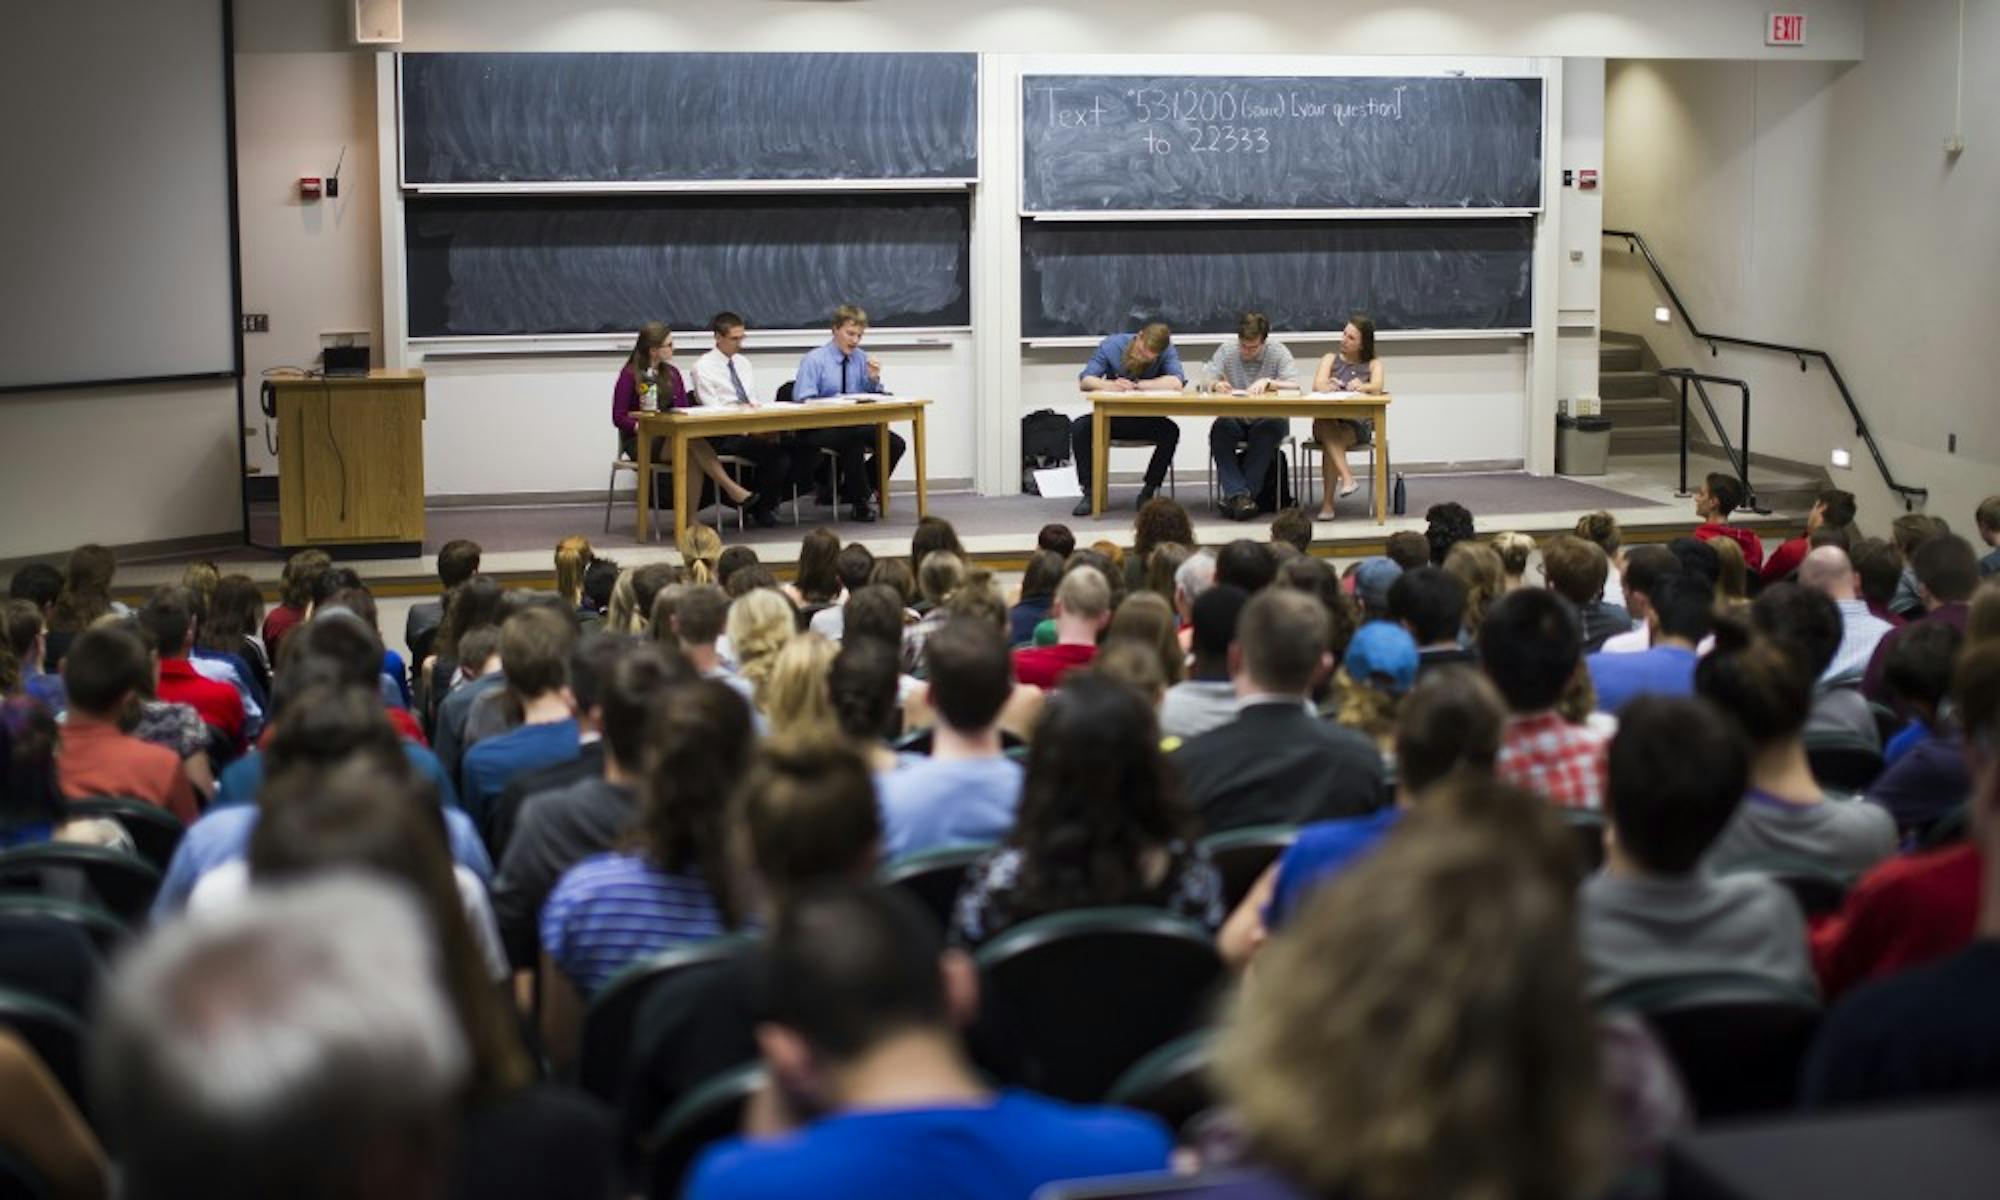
[405,195,971,337]
[1019,219,1533,338]
[1021,75,1541,213]
[401,53,979,185]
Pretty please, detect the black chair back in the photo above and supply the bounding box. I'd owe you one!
[775,380,796,405]
[66,796,186,872]
[0,1146,50,1200]
[1717,855,1851,918]
[576,936,752,1105]
[971,907,1224,1103]
[1600,973,1821,1122]
[880,844,994,935]
[644,1063,764,1200]
[0,844,161,925]
[1196,825,1298,914]
[0,895,129,958]
[1104,1029,1215,1135]
[1564,809,1608,878]
[1804,734,1886,794]
[0,987,89,1119]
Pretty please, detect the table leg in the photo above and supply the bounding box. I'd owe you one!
[1091,405,1108,518]
[1373,415,1389,526]
[636,427,653,542]
[672,430,690,549]
[912,407,929,518]
[877,418,892,516]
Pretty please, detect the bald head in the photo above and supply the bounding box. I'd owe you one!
[1799,546,1858,601]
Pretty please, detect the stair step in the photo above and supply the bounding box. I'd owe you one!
[1599,369,1666,400]
[1609,426,1683,454]
[1598,343,1643,372]
[1600,396,1677,422]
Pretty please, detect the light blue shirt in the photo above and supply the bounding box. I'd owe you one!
[878,756,1025,859]
[793,340,887,401]
[1080,332,1185,384]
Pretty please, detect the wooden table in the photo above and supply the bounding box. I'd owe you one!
[1085,391,1393,523]
[634,398,931,545]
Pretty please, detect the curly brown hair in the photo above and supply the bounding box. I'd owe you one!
[1133,496,1195,561]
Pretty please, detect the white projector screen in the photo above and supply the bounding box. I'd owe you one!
[0,0,236,390]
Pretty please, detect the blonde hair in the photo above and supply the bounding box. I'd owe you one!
[602,569,644,637]
[1443,541,1506,637]
[1330,669,1400,755]
[1215,808,1609,1200]
[725,588,797,705]
[917,551,966,608]
[1490,531,1536,584]
[678,525,723,586]
[1709,536,1749,604]
[554,536,594,609]
[180,561,220,610]
[762,633,840,739]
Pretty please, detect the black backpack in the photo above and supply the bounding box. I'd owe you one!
[1254,450,1295,514]
[1020,409,1072,494]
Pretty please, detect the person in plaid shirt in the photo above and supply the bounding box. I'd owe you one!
[1478,589,1607,810]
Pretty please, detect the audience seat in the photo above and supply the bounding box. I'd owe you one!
[1917,804,1969,849]
[0,986,89,1119]
[969,907,1224,1103]
[0,845,161,926]
[0,1145,53,1200]
[643,1062,765,1200]
[66,796,185,872]
[1803,732,1886,795]
[1195,825,1299,913]
[574,935,755,1105]
[0,895,128,958]
[1716,854,1851,918]
[880,844,995,935]
[1103,1028,1216,1139]
[1599,972,1821,1122]
[1563,809,1608,879]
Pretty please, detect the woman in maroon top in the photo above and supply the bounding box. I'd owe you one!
[615,322,757,521]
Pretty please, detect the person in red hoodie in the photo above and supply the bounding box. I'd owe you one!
[1011,566,1112,691]
[1692,472,1765,574]
[1761,488,1855,585]
[138,585,245,756]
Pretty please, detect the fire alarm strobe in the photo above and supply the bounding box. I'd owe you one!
[1578,169,1599,191]
[299,176,323,200]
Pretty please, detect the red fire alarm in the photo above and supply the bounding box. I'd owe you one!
[299,176,323,200]
[1578,169,1599,191]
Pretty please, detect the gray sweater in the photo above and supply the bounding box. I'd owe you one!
[1708,791,1899,880]
[1580,871,1815,1002]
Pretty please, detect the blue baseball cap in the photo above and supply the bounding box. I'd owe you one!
[1344,620,1419,695]
[1352,557,1404,615]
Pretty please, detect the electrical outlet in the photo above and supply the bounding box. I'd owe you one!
[1949,433,1957,453]
[241,313,269,333]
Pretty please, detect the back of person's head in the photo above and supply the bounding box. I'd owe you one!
[727,582,797,666]
[568,629,635,719]
[93,876,468,1200]
[581,558,621,614]
[1142,543,1193,601]
[261,684,404,781]
[677,525,723,585]
[1269,508,1312,554]
[1478,589,1583,714]
[1094,640,1168,707]
[1607,697,1750,875]
[1651,573,1718,645]
[671,583,730,648]
[1383,530,1430,572]
[1215,539,1277,593]
[716,545,760,589]
[7,563,63,611]
[598,643,682,773]
[827,636,900,744]
[924,617,1012,733]
[1749,582,1843,680]
[1388,566,1467,645]
[436,539,481,589]
[1575,510,1622,557]
[279,609,385,693]
[1037,523,1077,560]
[1884,620,1964,715]
[1619,545,1678,607]
[1704,472,1745,517]
[1539,534,1609,607]
[724,564,778,599]
[795,529,843,602]
[910,516,964,569]
[765,634,841,739]
[640,679,756,926]
[1709,536,1749,602]
[1695,615,1811,746]
[180,561,220,610]
[1190,584,1250,665]
[942,569,1008,631]
[1105,591,1184,685]
[1490,531,1536,581]
[62,624,150,716]
[737,739,881,911]
[1891,512,1947,556]
[1423,502,1476,566]
[1667,537,1722,593]
[497,606,574,698]
[1,599,41,666]
[199,576,265,656]
[829,543,874,598]
[627,562,677,623]
[1018,550,1065,602]
[1441,541,1504,636]
[1215,815,1608,1200]
[1814,489,1858,529]
[1053,564,1112,622]
[51,544,117,629]
[1,704,66,830]
[916,551,966,607]
[1974,581,2000,649]
[436,576,504,663]
[324,586,381,633]
[1238,587,1329,696]
[1850,537,1904,608]
[867,557,917,608]
[277,548,331,612]
[841,584,907,651]
[309,567,363,611]
[1978,495,2000,538]
[137,585,197,658]
[757,882,951,1067]
[1133,497,1195,560]
[1798,546,1856,597]
[1394,665,1507,795]
[1912,534,1979,604]
[648,584,686,649]
[1810,523,1855,554]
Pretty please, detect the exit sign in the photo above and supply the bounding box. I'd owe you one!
[1768,12,1807,45]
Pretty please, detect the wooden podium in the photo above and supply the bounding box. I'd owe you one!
[274,369,425,554]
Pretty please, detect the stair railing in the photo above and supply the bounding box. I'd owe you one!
[1658,368,1768,514]
[1604,228,1927,511]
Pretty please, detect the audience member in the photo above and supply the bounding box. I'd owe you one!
[1037,523,1076,560]
[54,626,197,822]
[1174,589,1384,832]
[1387,566,1472,674]
[1351,555,1402,622]
[1160,585,1247,741]
[1384,530,1430,573]
[825,637,903,773]
[1269,507,1312,554]
[1423,501,1476,565]
[762,634,841,742]
[1595,545,1679,656]
[1007,550,1063,647]
[1867,622,1969,834]
[1326,621,1418,761]
[1,701,130,851]
[1541,534,1632,653]
[1887,513,1948,619]
[138,585,246,754]
[407,538,482,667]
[1850,536,1907,629]
[1799,545,1892,685]
[1170,549,1216,641]
[258,550,329,664]
[1692,471,1765,572]
[1012,566,1110,690]
[1491,530,1536,590]
[1863,533,1979,703]
[1481,589,1607,810]
[1710,535,1751,608]
[1575,511,1627,608]
[5,562,63,614]
[810,542,877,641]
[1103,592,1184,687]
[685,883,1170,1200]
[952,673,1222,947]
[1979,495,2000,576]
[879,619,1023,858]
[1213,539,1276,594]
[202,574,272,703]
[459,608,581,839]
[727,587,798,709]
[2,599,64,714]
[1442,540,1504,639]
[1586,574,1711,713]
[1762,488,1856,584]
[1752,581,1880,751]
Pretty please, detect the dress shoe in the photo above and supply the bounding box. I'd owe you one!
[1226,493,1257,521]
[1071,496,1093,518]
[849,503,877,523]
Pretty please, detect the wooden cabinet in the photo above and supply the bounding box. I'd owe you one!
[274,370,425,550]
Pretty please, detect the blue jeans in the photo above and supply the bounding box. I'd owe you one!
[1209,417,1287,499]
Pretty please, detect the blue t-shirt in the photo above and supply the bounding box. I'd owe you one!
[460,719,580,831]
[878,756,1024,860]
[685,1089,1171,1200]
[213,741,462,813]
[1586,645,1699,714]
[1266,807,1401,930]
[540,851,726,995]
[1080,333,1185,384]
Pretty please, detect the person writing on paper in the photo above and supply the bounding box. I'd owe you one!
[791,304,907,524]
[1205,311,1300,522]
[1309,314,1386,522]
[691,311,797,529]
[614,321,759,523]
[1069,322,1185,518]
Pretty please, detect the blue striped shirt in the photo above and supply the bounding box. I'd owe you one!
[540,852,726,995]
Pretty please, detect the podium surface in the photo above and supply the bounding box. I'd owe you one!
[274,369,425,553]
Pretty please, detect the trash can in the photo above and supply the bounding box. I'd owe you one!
[1556,414,1614,476]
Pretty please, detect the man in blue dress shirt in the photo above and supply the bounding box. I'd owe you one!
[1070,322,1185,517]
[789,304,906,524]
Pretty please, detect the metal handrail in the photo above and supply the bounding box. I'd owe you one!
[1605,228,1926,510]
[1659,368,1769,515]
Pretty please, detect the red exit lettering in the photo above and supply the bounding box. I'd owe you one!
[1767,13,1807,46]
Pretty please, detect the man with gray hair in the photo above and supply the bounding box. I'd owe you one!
[1172,550,1216,633]
[1800,545,1893,686]
[1172,588,1386,832]
[94,876,467,1200]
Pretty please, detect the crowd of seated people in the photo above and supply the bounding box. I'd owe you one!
[1,486,1997,1199]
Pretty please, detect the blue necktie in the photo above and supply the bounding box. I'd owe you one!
[727,359,750,404]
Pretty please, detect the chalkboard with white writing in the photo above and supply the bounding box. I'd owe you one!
[1021,75,1541,213]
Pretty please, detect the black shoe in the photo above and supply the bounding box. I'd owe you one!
[727,490,761,511]
[1134,485,1158,509]
[750,507,779,529]
[1071,496,1093,518]
[849,503,877,523]
[1233,493,1261,521]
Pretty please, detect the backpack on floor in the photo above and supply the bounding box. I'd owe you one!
[1254,450,1295,513]
[1021,409,1072,494]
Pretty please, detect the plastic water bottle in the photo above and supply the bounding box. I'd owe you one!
[1392,473,1407,516]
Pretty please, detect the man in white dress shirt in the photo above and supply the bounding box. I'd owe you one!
[691,311,798,528]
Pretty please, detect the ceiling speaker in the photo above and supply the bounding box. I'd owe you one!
[354,0,402,45]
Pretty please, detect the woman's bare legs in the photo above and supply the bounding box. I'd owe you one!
[681,439,754,516]
[1312,418,1358,518]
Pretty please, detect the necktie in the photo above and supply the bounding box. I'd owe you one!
[839,353,850,395]
[727,359,750,405]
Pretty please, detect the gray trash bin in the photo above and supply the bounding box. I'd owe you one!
[1556,414,1614,476]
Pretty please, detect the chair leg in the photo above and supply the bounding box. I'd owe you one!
[604,466,617,534]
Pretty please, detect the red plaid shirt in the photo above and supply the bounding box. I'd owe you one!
[1497,711,1607,810]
